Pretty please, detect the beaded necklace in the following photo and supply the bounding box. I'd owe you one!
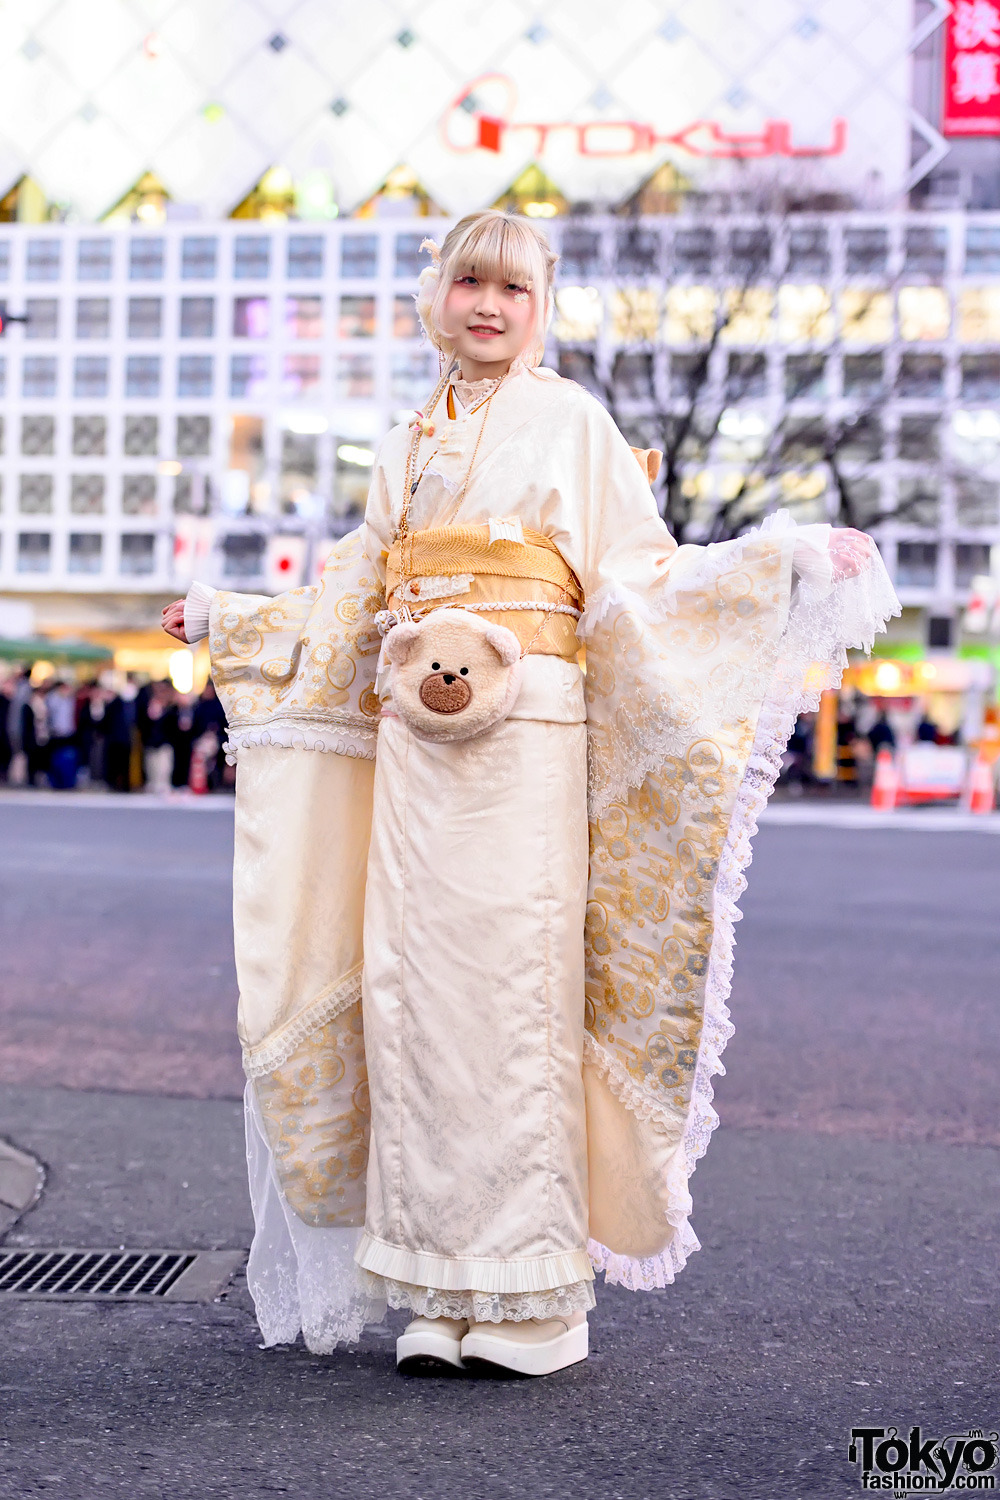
[383,360,575,661]
[398,361,508,586]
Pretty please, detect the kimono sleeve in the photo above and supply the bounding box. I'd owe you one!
[566,395,899,815]
[571,397,900,1294]
[203,527,385,761]
[560,395,680,610]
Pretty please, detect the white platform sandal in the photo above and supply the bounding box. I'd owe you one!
[395,1315,469,1374]
[460,1311,588,1377]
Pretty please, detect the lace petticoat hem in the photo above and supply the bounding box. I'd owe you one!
[362,1270,597,1324]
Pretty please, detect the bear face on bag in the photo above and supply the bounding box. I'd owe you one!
[382,608,523,743]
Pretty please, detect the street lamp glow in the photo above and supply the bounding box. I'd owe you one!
[169,649,194,694]
[718,409,768,439]
[281,411,328,434]
[953,409,1000,439]
[873,661,903,693]
[337,443,375,466]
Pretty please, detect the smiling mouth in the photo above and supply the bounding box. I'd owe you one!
[469,325,503,336]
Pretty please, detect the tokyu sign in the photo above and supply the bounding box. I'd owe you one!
[443,76,848,161]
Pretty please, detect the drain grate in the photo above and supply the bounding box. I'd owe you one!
[0,1248,245,1301]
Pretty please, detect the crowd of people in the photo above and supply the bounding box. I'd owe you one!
[778,698,963,793]
[0,671,231,794]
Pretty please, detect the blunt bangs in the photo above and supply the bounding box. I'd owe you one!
[449,216,540,290]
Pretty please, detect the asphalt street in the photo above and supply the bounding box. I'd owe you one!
[0,800,997,1500]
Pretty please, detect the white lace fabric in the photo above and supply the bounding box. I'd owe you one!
[245,1084,384,1353]
[366,1272,596,1324]
[451,372,502,409]
[247,1076,596,1340]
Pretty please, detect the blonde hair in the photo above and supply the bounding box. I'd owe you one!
[415,210,558,369]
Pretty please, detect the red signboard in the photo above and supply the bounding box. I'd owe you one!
[943,0,1000,136]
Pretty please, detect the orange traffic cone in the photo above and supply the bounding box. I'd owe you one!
[966,756,996,816]
[870,748,898,810]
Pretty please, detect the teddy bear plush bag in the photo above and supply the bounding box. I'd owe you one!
[380,608,523,743]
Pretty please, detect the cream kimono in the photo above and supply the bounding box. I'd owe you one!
[196,362,898,1352]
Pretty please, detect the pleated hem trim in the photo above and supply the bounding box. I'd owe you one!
[354,1232,594,1293]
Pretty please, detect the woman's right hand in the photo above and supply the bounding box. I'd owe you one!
[161,600,189,643]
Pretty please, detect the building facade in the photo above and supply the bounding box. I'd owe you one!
[0,1,998,666]
[1,212,998,650]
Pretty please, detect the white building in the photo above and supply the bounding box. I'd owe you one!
[0,0,997,665]
[1,209,999,636]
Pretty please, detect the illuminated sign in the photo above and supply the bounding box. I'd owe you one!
[443,76,848,161]
[943,0,1000,135]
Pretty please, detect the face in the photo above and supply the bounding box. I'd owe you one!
[440,269,537,375]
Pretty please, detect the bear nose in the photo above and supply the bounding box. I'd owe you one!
[419,672,472,715]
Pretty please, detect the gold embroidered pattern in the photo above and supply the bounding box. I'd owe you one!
[584,538,790,1134]
[254,1001,370,1228]
[209,529,385,758]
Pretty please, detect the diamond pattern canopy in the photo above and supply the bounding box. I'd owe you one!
[6,0,918,219]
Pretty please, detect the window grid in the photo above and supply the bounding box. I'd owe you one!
[0,214,994,596]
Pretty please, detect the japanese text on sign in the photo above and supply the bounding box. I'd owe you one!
[943,0,1000,135]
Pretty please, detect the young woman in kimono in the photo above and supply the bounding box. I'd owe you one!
[162,210,898,1378]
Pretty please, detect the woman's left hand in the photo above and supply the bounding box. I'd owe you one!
[828,528,872,581]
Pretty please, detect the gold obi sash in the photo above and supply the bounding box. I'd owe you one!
[386,524,584,660]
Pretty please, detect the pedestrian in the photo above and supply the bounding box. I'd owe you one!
[45,679,79,790]
[169,692,196,790]
[780,712,814,792]
[6,668,32,786]
[140,680,175,795]
[102,679,138,793]
[22,680,51,786]
[191,681,227,790]
[868,709,896,756]
[162,209,900,1377]
[916,708,939,743]
[0,675,11,782]
[77,682,109,787]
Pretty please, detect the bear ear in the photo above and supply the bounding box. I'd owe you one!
[383,622,422,665]
[483,624,521,667]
